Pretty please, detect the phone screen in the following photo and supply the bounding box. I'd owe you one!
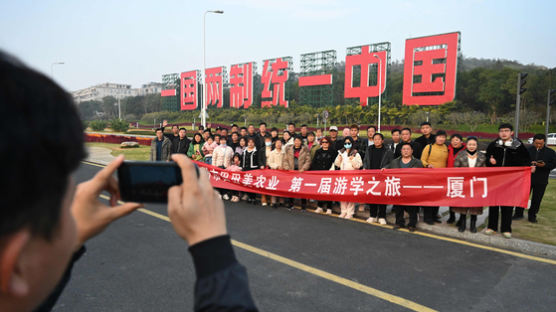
[118,161,183,203]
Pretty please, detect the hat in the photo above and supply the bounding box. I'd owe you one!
[329,126,338,131]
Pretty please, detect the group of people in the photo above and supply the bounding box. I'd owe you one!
[150,120,555,238]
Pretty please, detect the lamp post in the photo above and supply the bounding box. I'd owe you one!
[51,62,64,77]
[202,10,224,128]
[373,55,382,133]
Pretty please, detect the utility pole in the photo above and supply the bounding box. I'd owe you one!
[547,89,556,136]
[117,98,121,120]
[515,73,528,138]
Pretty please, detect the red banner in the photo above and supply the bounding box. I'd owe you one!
[196,162,531,208]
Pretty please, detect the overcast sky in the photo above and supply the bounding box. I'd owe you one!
[1,0,554,92]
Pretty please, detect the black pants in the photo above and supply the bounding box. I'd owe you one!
[289,198,307,208]
[514,184,547,220]
[369,204,386,218]
[488,206,513,233]
[423,206,440,222]
[318,201,333,209]
[395,206,418,227]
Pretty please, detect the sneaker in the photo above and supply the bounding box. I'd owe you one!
[216,193,222,199]
[231,196,239,203]
[502,232,512,239]
[408,226,416,232]
[367,217,377,223]
[424,220,435,225]
[528,218,538,223]
[288,206,295,211]
[241,194,249,201]
[484,229,495,235]
[344,214,353,220]
[262,202,267,207]
[222,194,230,200]
[339,212,347,218]
[325,209,332,215]
[393,224,404,230]
[378,218,387,225]
[512,215,524,220]
[314,207,323,213]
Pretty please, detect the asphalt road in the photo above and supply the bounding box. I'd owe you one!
[53,163,556,312]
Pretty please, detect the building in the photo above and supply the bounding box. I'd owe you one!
[73,83,137,103]
[137,82,163,96]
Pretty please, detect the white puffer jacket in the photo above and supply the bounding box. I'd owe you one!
[212,145,234,168]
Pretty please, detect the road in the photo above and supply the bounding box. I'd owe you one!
[53,163,556,312]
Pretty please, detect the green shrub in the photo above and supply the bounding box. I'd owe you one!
[90,120,107,131]
[110,119,129,132]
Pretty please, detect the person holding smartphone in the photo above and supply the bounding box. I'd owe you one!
[513,134,556,223]
[0,51,257,312]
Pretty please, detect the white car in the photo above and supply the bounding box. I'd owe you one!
[528,133,556,145]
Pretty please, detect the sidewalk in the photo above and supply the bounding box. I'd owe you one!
[84,149,556,261]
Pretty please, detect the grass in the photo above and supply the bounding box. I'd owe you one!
[512,181,556,245]
[86,142,150,161]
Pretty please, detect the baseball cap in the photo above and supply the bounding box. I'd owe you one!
[329,126,338,131]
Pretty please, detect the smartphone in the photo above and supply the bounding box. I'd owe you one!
[118,161,196,203]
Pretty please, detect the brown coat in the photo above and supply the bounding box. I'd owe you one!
[452,151,487,215]
[282,145,311,171]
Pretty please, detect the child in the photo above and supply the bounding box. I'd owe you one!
[227,153,243,202]
[202,136,217,164]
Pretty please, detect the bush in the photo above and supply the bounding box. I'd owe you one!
[110,119,129,132]
[90,120,107,131]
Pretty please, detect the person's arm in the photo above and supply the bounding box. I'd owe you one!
[168,155,258,312]
[546,149,556,171]
[420,145,430,167]
[351,153,363,169]
[150,142,155,161]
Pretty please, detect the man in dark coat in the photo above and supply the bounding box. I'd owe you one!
[363,133,394,224]
[513,133,556,222]
[172,128,190,155]
[485,123,531,238]
[415,121,436,148]
[386,142,424,232]
[150,128,172,161]
[394,128,422,159]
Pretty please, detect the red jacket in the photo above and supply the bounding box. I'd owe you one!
[447,143,466,167]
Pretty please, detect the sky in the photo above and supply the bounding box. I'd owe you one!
[1,0,555,92]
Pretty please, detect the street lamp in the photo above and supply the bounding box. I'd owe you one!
[202,10,224,128]
[373,55,382,133]
[51,61,64,76]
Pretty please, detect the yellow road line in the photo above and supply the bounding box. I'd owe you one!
[87,161,556,266]
[98,193,436,312]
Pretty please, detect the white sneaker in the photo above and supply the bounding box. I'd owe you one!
[262,202,267,206]
[503,232,512,239]
[326,209,332,215]
[378,218,387,225]
[339,212,347,218]
[231,196,239,202]
[241,194,249,201]
[222,194,230,200]
[368,217,377,223]
[314,207,323,213]
[216,193,222,199]
[344,214,353,220]
[484,229,495,235]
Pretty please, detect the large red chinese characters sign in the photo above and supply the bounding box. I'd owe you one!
[403,32,460,106]
[205,66,225,108]
[261,57,291,108]
[229,62,254,109]
[180,70,199,110]
[344,45,388,107]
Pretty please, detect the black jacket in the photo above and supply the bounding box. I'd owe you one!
[310,148,337,170]
[485,138,530,167]
[415,134,436,149]
[363,145,394,169]
[36,236,257,312]
[394,140,422,159]
[242,148,260,171]
[172,137,191,155]
[528,145,556,185]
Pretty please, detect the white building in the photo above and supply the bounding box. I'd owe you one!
[72,83,137,103]
[137,82,163,96]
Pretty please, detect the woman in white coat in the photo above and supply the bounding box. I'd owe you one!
[333,136,363,219]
